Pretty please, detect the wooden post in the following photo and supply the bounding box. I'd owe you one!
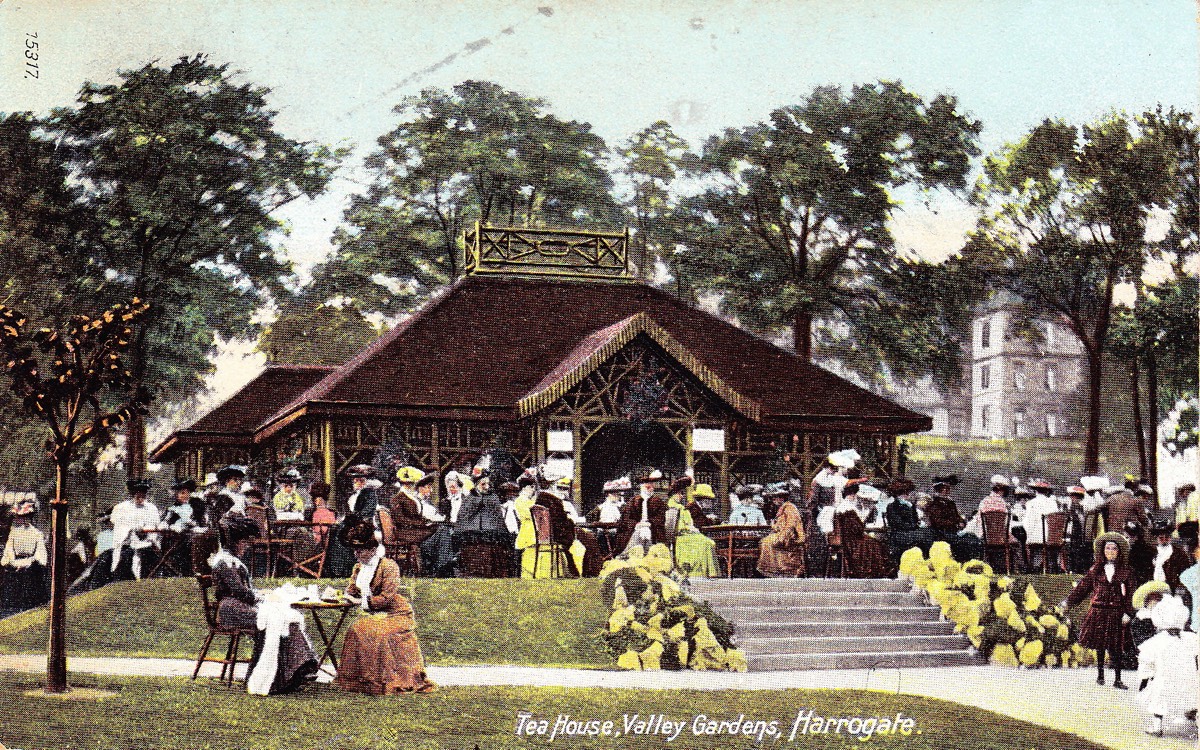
[322,420,334,486]
[46,461,69,693]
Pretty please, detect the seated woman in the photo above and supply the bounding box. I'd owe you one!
[832,481,895,578]
[666,477,719,577]
[757,485,806,577]
[334,519,436,695]
[209,515,317,695]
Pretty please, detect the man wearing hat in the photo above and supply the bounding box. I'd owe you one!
[615,468,669,552]
[1063,485,1093,573]
[0,497,48,610]
[1024,479,1062,573]
[1106,485,1150,541]
[110,479,162,580]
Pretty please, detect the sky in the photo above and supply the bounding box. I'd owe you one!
[2,0,1197,470]
[2,0,1196,273]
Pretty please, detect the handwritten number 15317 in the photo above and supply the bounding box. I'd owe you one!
[25,32,39,79]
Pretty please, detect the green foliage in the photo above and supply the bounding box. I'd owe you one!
[614,120,695,281]
[30,55,344,470]
[321,80,621,316]
[967,109,1197,471]
[670,80,980,384]
[259,295,380,365]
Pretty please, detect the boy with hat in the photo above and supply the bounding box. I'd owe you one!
[110,479,162,580]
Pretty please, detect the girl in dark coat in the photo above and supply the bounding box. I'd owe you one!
[1065,531,1135,688]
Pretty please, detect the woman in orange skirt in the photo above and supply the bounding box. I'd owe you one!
[334,519,436,695]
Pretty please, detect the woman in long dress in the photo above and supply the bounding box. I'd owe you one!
[210,515,317,695]
[757,487,806,577]
[334,519,436,695]
[667,477,718,578]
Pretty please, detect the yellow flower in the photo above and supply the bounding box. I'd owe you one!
[1019,639,1044,666]
[996,576,1014,590]
[616,650,641,670]
[1025,615,1045,633]
[1038,614,1059,629]
[666,622,686,642]
[967,624,984,647]
[994,593,1017,619]
[1056,624,1069,640]
[899,547,926,576]
[1044,653,1057,667]
[608,605,635,632]
[991,644,1019,666]
[638,641,664,670]
[1023,584,1042,612]
[1006,612,1027,633]
[677,640,689,665]
[612,579,629,609]
[929,541,953,562]
[725,648,749,673]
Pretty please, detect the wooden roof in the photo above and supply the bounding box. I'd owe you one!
[154,276,931,458]
[149,364,334,462]
[249,276,930,439]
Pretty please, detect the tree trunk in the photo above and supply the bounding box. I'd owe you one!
[1147,351,1159,495]
[1130,359,1147,481]
[1083,347,1103,474]
[46,458,69,693]
[125,410,146,479]
[793,309,813,360]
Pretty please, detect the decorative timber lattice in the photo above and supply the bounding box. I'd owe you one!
[464,223,630,280]
[541,337,734,447]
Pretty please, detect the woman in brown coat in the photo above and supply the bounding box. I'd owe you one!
[1064,531,1135,688]
[334,520,436,695]
[757,487,806,577]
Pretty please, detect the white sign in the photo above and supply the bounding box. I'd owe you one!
[692,428,726,452]
[547,429,573,452]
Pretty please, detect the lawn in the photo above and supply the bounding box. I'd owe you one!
[0,577,611,668]
[0,672,1112,750]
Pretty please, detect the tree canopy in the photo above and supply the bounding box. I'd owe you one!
[669,80,982,386]
[967,110,1194,472]
[313,80,621,316]
[41,55,342,472]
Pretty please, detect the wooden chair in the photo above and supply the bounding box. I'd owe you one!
[824,514,854,578]
[1040,511,1068,574]
[381,509,436,577]
[244,505,294,578]
[276,523,332,579]
[529,504,563,578]
[980,510,1013,573]
[191,574,256,685]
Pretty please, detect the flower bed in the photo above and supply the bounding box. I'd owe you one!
[597,544,747,671]
[899,542,1094,668]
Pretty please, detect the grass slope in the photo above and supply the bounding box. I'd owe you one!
[0,577,610,667]
[0,673,1112,750]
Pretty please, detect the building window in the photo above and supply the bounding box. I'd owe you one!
[980,365,991,390]
[980,406,990,432]
[981,317,991,349]
[1045,413,1058,437]
[1013,410,1026,438]
[1045,366,1056,392]
[1013,362,1027,391]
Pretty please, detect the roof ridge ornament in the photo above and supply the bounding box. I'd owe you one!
[463,223,631,280]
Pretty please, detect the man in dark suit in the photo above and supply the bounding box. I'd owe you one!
[615,468,669,552]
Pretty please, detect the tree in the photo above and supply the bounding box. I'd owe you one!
[47,55,342,476]
[968,112,1185,472]
[259,294,380,365]
[318,80,620,316]
[0,298,150,693]
[614,121,694,281]
[1111,274,1199,486]
[670,81,981,380]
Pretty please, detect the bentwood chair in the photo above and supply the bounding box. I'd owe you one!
[980,510,1013,573]
[1040,511,1068,574]
[192,574,256,685]
[529,504,564,578]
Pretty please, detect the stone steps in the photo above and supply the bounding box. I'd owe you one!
[689,577,980,671]
[748,649,981,672]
